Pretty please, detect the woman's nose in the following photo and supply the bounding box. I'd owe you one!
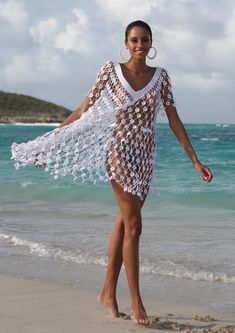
[137,40,143,47]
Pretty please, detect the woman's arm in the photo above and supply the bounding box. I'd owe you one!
[59,96,90,128]
[59,61,111,129]
[165,106,213,183]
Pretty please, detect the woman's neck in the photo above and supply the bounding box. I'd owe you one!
[123,59,150,75]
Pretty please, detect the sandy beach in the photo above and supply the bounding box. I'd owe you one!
[1,274,234,333]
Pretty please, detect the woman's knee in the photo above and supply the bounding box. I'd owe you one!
[115,213,125,234]
[125,215,142,239]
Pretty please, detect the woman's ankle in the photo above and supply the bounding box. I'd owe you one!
[100,285,117,299]
[131,297,145,310]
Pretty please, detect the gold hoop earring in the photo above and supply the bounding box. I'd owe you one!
[119,47,130,62]
[147,46,157,60]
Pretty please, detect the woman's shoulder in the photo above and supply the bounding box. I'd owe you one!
[100,60,114,68]
[158,67,170,76]
[97,60,115,75]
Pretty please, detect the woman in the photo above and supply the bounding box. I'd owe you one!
[11,20,213,326]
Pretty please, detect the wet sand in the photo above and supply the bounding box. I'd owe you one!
[1,274,234,333]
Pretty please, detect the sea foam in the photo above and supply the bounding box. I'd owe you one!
[1,233,234,284]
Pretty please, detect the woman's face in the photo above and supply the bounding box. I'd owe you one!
[125,26,152,60]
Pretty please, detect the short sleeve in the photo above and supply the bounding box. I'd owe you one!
[87,61,112,106]
[160,69,176,109]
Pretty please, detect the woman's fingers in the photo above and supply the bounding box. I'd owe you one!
[194,162,213,183]
[201,166,213,183]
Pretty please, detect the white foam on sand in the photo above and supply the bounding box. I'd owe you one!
[1,233,235,284]
[0,233,107,267]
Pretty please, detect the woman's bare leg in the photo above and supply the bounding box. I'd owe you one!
[97,210,124,317]
[98,183,148,321]
[109,180,149,325]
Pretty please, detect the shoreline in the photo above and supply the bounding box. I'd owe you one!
[1,273,234,333]
[1,122,235,126]
[0,122,60,126]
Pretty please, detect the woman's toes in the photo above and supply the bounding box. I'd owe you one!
[130,309,151,326]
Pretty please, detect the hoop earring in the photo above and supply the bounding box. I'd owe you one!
[119,47,130,62]
[147,46,157,60]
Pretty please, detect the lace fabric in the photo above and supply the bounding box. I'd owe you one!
[11,60,175,200]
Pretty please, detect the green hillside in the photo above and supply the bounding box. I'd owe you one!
[0,90,72,123]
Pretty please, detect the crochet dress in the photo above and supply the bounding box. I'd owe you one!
[11,60,175,200]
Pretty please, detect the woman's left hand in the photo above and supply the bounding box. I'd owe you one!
[193,161,213,183]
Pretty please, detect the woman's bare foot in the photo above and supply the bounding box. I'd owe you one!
[130,304,151,326]
[97,293,121,318]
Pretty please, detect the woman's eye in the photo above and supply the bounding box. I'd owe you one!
[130,38,150,43]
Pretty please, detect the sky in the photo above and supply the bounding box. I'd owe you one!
[0,0,234,123]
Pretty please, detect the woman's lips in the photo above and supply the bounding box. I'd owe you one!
[135,49,145,55]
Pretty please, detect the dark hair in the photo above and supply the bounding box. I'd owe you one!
[125,20,152,43]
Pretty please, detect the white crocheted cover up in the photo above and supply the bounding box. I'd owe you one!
[11,60,175,200]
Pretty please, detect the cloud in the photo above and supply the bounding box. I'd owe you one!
[3,54,34,83]
[0,0,235,122]
[173,72,227,92]
[55,8,92,53]
[161,1,224,39]
[206,6,235,77]
[150,1,235,93]
[0,0,28,26]
[5,6,94,87]
[29,18,57,45]
[3,51,68,84]
[156,26,202,70]
[95,0,164,24]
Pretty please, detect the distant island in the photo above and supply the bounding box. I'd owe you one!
[0,90,72,123]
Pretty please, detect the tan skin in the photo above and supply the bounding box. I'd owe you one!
[59,26,213,326]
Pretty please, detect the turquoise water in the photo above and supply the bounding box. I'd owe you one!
[0,123,235,314]
[1,123,235,207]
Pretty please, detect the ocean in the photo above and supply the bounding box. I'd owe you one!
[0,123,234,314]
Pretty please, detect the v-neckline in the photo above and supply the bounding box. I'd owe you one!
[116,62,158,96]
